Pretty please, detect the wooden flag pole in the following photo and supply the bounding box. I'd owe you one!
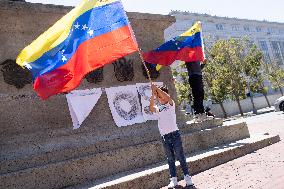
[119,2,152,84]
[137,48,152,83]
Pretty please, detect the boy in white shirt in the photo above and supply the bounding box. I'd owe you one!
[150,84,193,188]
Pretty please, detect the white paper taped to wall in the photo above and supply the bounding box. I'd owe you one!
[136,82,163,121]
[105,85,145,127]
[66,88,102,129]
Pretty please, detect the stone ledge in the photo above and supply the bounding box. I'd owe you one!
[179,118,223,133]
[0,118,223,147]
[0,122,249,188]
[0,1,72,13]
[0,119,228,174]
[74,134,280,189]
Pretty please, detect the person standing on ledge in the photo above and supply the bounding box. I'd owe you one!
[150,83,194,188]
[185,60,215,122]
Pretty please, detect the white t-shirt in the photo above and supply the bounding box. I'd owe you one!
[154,102,179,136]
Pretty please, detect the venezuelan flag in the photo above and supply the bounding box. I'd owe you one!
[16,0,138,100]
[143,21,205,70]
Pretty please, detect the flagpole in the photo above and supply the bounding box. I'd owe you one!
[120,0,152,85]
[119,1,152,83]
[137,48,152,83]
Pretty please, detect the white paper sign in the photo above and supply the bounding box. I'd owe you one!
[105,85,145,127]
[136,82,163,121]
[66,88,102,129]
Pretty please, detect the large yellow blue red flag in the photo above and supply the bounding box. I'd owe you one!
[142,21,205,70]
[16,0,138,100]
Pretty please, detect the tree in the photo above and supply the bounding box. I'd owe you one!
[243,44,267,113]
[204,37,267,116]
[206,38,247,116]
[265,60,284,95]
[203,55,230,118]
[172,63,192,106]
[261,86,271,107]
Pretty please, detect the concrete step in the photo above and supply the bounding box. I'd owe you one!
[0,119,223,175]
[0,130,157,174]
[0,118,223,147]
[1,94,220,146]
[0,122,249,189]
[179,118,223,133]
[67,134,280,189]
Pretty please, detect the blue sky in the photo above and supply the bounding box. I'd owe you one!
[26,0,284,23]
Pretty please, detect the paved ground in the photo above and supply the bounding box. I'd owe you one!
[162,111,284,189]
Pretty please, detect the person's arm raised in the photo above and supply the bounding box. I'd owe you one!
[152,84,174,106]
[149,84,157,113]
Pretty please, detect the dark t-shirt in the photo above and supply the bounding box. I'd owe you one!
[185,61,202,76]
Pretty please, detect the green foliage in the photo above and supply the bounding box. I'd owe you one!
[203,58,230,103]
[264,61,284,94]
[172,63,191,105]
[244,44,266,94]
[261,86,269,95]
[203,37,266,115]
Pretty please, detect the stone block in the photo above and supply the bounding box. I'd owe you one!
[74,134,280,189]
[0,122,250,188]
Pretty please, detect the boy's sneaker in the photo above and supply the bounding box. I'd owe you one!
[205,114,214,121]
[184,174,193,186]
[168,177,178,188]
[206,110,215,118]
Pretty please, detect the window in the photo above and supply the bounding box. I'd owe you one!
[281,42,284,58]
[232,25,239,31]
[260,41,269,51]
[244,26,250,32]
[259,41,271,63]
[270,41,284,65]
[256,27,262,32]
[216,24,224,30]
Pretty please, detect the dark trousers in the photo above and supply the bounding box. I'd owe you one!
[162,131,190,177]
[185,63,205,115]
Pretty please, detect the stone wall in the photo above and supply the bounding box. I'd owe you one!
[211,93,282,118]
[0,1,178,142]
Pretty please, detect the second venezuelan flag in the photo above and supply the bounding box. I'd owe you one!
[143,22,205,69]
